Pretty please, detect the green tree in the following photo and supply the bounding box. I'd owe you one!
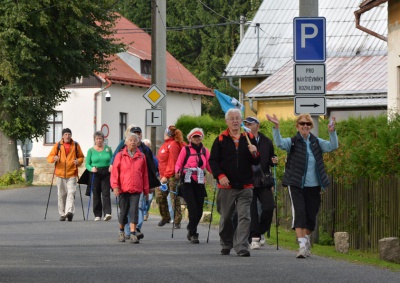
[0,0,124,176]
[116,0,262,117]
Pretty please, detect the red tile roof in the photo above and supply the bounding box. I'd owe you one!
[100,15,213,96]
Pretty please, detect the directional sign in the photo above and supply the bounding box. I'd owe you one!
[295,96,326,115]
[294,17,326,62]
[294,64,326,95]
[143,84,165,107]
[146,109,162,126]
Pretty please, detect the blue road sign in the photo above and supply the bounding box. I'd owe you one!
[294,17,326,62]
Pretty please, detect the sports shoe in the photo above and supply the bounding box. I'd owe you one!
[94,217,101,221]
[190,233,199,244]
[144,214,149,221]
[118,231,125,242]
[136,229,144,240]
[260,234,266,246]
[296,246,307,258]
[220,248,231,255]
[66,212,73,222]
[250,241,261,250]
[60,215,66,221]
[174,223,181,229]
[158,220,168,226]
[237,250,251,257]
[104,214,112,221]
[187,233,191,242]
[125,234,130,240]
[130,234,139,244]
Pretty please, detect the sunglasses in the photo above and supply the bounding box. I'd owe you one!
[298,122,312,126]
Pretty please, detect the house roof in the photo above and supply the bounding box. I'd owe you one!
[248,55,387,98]
[224,0,387,78]
[100,15,213,96]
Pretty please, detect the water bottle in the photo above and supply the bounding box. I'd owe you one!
[160,182,168,192]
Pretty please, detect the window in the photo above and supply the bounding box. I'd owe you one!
[141,60,152,77]
[120,112,127,140]
[45,111,63,144]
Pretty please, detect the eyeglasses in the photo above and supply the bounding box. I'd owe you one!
[298,121,312,126]
[192,135,201,138]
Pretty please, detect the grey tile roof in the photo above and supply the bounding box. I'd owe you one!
[224,0,387,78]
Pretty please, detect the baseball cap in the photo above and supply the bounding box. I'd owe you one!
[130,127,142,133]
[243,117,260,124]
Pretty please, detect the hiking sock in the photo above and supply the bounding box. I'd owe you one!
[298,237,307,248]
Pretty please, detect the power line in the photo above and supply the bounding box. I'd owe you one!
[196,0,239,24]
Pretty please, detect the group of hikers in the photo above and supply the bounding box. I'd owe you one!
[46,109,338,258]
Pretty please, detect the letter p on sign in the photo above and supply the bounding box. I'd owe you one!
[294,17,326,62]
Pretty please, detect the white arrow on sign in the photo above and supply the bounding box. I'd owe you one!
[294,96,326,115]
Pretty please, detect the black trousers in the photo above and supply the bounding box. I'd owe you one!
[90,168,111,217]
[249,186,274,239]
[181,180,207,236]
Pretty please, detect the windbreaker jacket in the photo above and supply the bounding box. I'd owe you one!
[46,139,84,178]
[157,138,183,179]
[175,144,212,183]
[209,129,260,189]
[110,147,149,195]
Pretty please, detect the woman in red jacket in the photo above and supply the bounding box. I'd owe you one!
[111,133,149,244]
[156,125,185,229]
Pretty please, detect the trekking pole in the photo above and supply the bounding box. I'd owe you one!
[207,183,217,243]
[44,165,56,220]
[86,173,95,220]
[273,164,279,250]
[171,182,177,238]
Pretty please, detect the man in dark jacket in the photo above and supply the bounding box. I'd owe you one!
[209,109,260,257]
[243,117,278,250]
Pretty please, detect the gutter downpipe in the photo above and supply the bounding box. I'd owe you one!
[228,77,257,114]
[94,77,112,134]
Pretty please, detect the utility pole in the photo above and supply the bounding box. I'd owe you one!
[151,0,167,153]
[300,0,320,244]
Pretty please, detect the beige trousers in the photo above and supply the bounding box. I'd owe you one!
[57,177,77,216]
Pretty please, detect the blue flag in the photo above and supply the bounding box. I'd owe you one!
[214,89,244,114]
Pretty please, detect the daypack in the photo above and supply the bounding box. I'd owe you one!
[181,146,206,170]
[57,140,79,158]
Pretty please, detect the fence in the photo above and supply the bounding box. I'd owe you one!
[277,176,400,251]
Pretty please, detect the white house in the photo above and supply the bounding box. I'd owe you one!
[27,15,213,184]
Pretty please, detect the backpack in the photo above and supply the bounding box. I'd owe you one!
[181,146,206,170]
[57,140,79,158]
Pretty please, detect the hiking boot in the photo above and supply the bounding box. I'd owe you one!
[237,250,250,257]
[174,223,181,229]
[136,229,144,240]
[104,214,112,221]
[94,217,101,221]
[190,233,199,244]
[158,220,168,226]
[296,246,307,258]
[60,215,66,221]
[130,234,139,244]
[144,214,149,221]
[125,234,130,240]
[220,248,230,255]
[66,212,73,222]
[118,231,125,242]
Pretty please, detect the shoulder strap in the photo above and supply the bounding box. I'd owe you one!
[75,141,79,158]
[182,146,191,169]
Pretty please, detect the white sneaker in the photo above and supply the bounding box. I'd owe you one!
[260,235,265,246]
[94,217,101,221]
[250,238,261,250]
[104,214,112,221]
[296,246,307,258]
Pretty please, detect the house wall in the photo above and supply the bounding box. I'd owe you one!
[388,0,400,114]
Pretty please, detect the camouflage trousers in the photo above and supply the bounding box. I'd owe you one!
[155,176,182,224]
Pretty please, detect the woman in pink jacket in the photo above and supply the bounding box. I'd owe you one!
[111,133,149,244]
[175,128,212,244]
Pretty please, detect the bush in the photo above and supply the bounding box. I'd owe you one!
[0,169,25,186]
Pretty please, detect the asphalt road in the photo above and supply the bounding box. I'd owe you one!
[0,186,399,283]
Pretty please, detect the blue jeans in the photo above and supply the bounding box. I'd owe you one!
[143,192,154,217]
[125,193,145,236]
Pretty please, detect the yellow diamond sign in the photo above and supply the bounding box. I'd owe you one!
[143,84,165,107]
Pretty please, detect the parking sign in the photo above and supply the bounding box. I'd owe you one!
[294,17,326,62]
